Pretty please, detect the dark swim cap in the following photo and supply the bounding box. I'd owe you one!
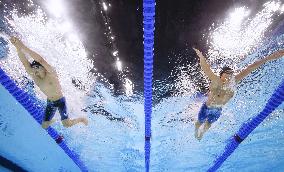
[219,66,233,76]
[30,60,43,68]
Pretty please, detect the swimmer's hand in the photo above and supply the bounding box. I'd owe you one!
[9,36,23,48]
[266,49,284,61]
[9,36,18,44]
[193,47,204,58]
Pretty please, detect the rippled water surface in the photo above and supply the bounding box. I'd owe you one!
[1,1,284,171]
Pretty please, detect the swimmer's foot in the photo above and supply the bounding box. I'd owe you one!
[197,135,202,141]
[62,118,88,128]
[197,131,205,140]
[195,130,202,141]
[42,119,56,129]
[194,128,199,139]
[80,118,88,126]
[194,121,202,140]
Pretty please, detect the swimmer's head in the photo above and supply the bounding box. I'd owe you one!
[30,60,46,78]
[220,66,234,82]
[30,60,42,68]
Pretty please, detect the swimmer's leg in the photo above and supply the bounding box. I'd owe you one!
[195,103,207,140]
[57,97,88,128]
[42,101,57,129]
[199,121,211,140]
[195,121,202,140]
[42,119,56,129]
[198,108,221,139]
[62,118,88,128]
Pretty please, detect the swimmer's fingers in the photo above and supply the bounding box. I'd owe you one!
[9,36,17,44]
[9,37,23,48]
[9,37,21,46]
[192,47,202,56]
[192,47,198,52]
[267,50,284,60]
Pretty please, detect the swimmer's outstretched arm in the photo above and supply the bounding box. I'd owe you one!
[235,50,284,82]
[10,37,33,75]
[10,37,55,73]
[193,47,218,81]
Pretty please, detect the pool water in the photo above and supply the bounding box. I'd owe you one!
[1,1,284,172]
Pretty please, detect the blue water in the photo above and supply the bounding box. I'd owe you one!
[1,53,284,171]
[1,1,284,172]
[0,84,80,171]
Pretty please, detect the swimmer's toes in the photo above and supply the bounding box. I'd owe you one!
[194,131,198,139]
[82,118,88,126]
[197,136,202,141]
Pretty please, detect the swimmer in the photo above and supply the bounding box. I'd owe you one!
[193,47,284,140]
[10,37,88,129]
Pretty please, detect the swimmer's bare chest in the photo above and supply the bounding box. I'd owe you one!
[33,74,63,100]
[207,81,234,106]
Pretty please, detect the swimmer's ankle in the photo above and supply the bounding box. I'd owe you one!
[80,118,88,125]
[42,119,56,129]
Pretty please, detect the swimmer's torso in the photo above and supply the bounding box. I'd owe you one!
[32,72,63,101]
[206,78,235,107]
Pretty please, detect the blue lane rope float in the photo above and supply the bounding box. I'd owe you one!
[0,68,88,172]
[208,79,284,172]
[143,0,155,171]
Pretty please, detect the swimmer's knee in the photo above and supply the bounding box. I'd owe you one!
[195,121,201,128]
[205,121,211,129]
[62,120,71,128]
[41,122,49,129]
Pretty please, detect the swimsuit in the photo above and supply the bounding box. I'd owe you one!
[197,103,222,124]
[197,76,236,123]
[44,97,68,121]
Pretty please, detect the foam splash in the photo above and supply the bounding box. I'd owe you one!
[0,8,95,119]
[207,1,283,70]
